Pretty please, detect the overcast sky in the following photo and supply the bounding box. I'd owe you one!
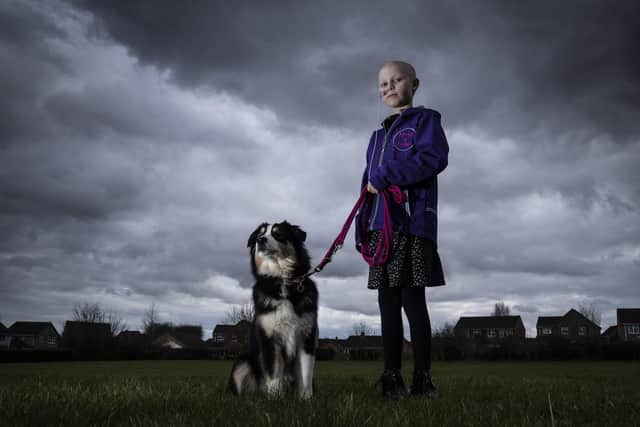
[1,0,639,340]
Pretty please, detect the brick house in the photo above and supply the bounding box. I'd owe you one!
[454,316,526,340]
[345,333,411,360]
[209,320,251,358]
[8,321,61,349]
[0,322,11,348]
[536,309,601,342]
[116,330,147,350]
[616,308,640,342]
[346,334,382,360]
[317,338,348,360]
[63,321,112,355]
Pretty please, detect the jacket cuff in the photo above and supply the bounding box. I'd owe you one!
[369,168,388,191]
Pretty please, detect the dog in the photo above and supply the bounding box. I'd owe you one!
[228,221,318,398]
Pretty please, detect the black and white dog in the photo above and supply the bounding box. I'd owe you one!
[229,221,318,398]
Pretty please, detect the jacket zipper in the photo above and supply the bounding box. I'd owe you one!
[404,190,411,216]
[370,113,411,228]
[370,127,390,228]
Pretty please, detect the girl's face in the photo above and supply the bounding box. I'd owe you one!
[378,64,417,111]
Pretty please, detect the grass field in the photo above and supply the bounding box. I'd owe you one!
[1,360,639,426]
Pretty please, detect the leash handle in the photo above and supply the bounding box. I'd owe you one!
[297,185,403,284]
[358,186,404,266]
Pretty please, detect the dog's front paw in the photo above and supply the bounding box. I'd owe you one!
[298,388,313,400]
[263,379,284,398]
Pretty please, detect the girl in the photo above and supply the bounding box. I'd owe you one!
[355,60,449,400]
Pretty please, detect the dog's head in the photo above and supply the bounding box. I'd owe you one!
[247,221,310,279]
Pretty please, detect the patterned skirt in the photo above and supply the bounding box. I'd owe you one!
[366,230,446,290]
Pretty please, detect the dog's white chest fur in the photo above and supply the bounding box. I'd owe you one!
[258,298,298,357]
[255,253,296,278]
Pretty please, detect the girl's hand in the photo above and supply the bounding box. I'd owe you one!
[367,181,379,194]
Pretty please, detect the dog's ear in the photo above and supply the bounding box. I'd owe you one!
[247,223,267,249]
[281,220,306,243]
[291,224,307,243]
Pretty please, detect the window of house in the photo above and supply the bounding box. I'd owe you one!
[627,325,640,335]
[561,326,569,335]
[487,330,497,338]
[578,326,587,336]
[472,329,481,337]
[47,336,56,345]
[231,334,238,343]
[214,334,224,342]
[542,327,552,335]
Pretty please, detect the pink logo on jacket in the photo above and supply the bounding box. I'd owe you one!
[392,128,416,151]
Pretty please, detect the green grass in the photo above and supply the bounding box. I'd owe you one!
[1,360,639,426]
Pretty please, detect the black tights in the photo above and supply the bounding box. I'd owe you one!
[378,286,432,373]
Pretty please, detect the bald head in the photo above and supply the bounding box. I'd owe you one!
[379,61,417,81]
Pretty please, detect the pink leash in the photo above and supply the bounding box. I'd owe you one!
[293,185,404,287]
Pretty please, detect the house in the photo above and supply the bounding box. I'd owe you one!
[8,321,61,349]
[536,316,563,338]
[536,309,601,342]
[317,337,348,360]
[209,320,251,358]
[344,332,411,360]
[63,320,112,356]
[345,334,383,360]
[0,322,11,348]
[454,316,526,340]
[116,330,147,350]
[616,308,640,342]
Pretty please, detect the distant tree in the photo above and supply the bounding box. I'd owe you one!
[73,302,104,323]
[434,321,456,337]
[223,303,254,324]
[352,320,375,336]
[105,311,127,336]
[72,302,127,336]
[491,301,511,316]
[578,302,601,326]
[143,302,159,340]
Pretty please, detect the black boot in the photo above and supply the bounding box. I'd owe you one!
[410,370,439,399]
[375,369,407,400]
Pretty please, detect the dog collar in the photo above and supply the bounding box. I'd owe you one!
[285,279,305,294]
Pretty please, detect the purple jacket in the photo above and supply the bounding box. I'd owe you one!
[355,106,449,248]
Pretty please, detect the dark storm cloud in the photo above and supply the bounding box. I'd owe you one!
[0,2,71,146]
[69,0,640,143]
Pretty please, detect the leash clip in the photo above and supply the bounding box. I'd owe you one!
[296,282,305,293]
